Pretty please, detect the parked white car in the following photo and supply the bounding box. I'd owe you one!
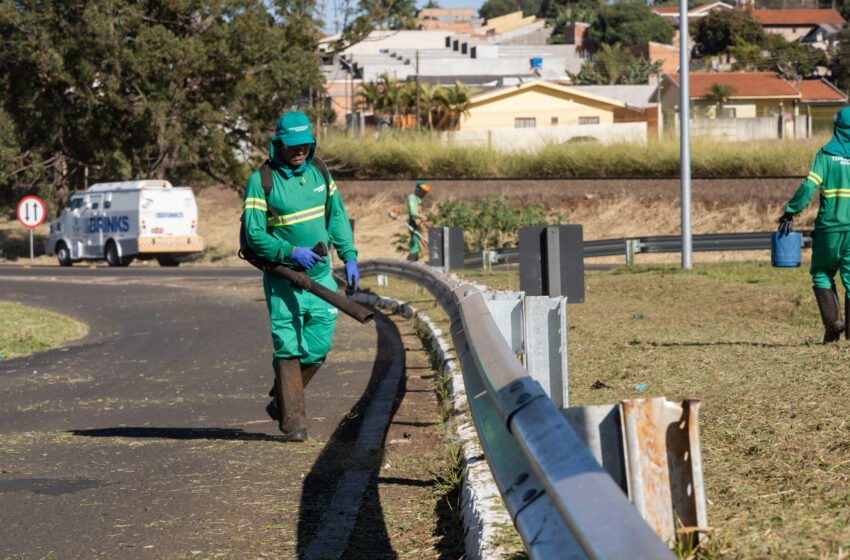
[45,180,204,267]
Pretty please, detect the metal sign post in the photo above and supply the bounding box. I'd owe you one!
[16,196,46,263]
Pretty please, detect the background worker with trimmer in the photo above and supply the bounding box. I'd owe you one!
[407,180,430,261]
[242,111,360,441]
[779,106,850,343]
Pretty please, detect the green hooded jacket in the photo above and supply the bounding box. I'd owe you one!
[242,114,357,278]
[785,108,850,234]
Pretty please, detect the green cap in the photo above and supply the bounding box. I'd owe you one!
[272,111,315,147]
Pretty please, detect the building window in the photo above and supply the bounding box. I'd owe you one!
[551,116,559,125]
[578,116,600,125]
[717,107,736,118]
[515,117,536,128]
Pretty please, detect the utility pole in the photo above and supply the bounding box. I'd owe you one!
[415,51,421,131]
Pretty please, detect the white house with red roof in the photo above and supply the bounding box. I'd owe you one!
[751,8,846,42]
[653,71,847,139]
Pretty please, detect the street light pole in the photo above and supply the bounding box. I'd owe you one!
[679,1,693,270]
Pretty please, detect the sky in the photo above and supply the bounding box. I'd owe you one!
[318,0,486,34]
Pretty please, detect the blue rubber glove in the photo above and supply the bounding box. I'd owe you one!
[345,259,360,293]
[291,246,325,269]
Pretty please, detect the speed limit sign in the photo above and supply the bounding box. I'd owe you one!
[17,196,46,229]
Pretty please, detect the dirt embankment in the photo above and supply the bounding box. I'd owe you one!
[3,178,810,265]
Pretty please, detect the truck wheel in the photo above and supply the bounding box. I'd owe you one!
[157,256,180,267]
[56,242,72,267]
[105,241,129,267]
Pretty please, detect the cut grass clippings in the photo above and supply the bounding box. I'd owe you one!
[457,262,850,559]
[0,301,88,359]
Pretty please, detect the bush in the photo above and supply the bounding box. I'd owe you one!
[432,195,565,252]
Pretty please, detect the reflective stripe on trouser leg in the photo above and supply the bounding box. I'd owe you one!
[811,231,850,290]
[264,269,339,363]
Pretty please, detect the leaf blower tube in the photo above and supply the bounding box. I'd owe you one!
[249,242,374,324]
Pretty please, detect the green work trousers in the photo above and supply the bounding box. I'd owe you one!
[810,230,850,293]
[263,269,339,366]
[409,221,421,256]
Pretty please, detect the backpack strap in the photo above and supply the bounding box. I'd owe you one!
[257,160,282,223]
[313,157,331,188]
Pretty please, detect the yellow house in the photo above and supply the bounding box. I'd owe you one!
[460,80,625,131]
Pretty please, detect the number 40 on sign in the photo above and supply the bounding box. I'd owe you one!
[17,195,46,263]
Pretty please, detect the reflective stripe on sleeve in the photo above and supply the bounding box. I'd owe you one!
[809,171,823,186]
[267,204,326,226]
[243,197,268,211]
[329,181,337,196]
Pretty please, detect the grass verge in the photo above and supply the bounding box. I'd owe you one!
[322,130,825,179]
[0,301,88,359]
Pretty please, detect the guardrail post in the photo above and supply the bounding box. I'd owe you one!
[428,226,464,270]
[483,291,570,408]
[625,239,637,265]
[518,225,584,301]
[524,295,569,408]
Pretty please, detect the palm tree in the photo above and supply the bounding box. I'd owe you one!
[356,82,385,122]
[435,81,481,130]
[379,73,403,125]
[708,82,736,117]
[419,82,444,130]
[594,43,634,85]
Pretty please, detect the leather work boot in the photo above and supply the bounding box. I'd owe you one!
[271,358,308,441]
[407,252,419,262]
[266,360,324,421]
[301,360,323,388]
[813,286,845,343]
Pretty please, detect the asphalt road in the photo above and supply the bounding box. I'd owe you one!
[0,266,404,559]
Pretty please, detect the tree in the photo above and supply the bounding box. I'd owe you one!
[570,45,662,85]
[386,0,419,29]
[691,8,764,57]
[728,41,765,71]
[829,26,850,94]
[707,82,736,115]
[547,1,601,44]
[764,34,827,78]
[479,0,540,21]
[435,81,481,130]
[0,0,326,210]
[586,2,674,49]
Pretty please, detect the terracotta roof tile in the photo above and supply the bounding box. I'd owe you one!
[668,72,799,98]
[793,79,848,102]
[753,9,845,25]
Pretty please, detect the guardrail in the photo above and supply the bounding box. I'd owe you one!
[465,230,814,268]
[353,258,675,560]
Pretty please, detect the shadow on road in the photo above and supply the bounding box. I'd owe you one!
[297,309,404,559]
[69,426,282,441]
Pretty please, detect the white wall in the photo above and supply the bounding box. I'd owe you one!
[439,122,647,150]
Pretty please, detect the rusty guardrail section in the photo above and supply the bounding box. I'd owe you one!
[353,258,698,559]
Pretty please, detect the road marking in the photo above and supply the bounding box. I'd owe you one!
[304,315,404,560]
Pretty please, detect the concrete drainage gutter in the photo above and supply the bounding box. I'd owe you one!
[351,291,514,559]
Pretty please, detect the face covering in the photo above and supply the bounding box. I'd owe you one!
[823,107,850,159]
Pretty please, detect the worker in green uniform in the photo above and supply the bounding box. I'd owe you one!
[779,106,850,343]
[242,111,359,441]
[407,180,429,261]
